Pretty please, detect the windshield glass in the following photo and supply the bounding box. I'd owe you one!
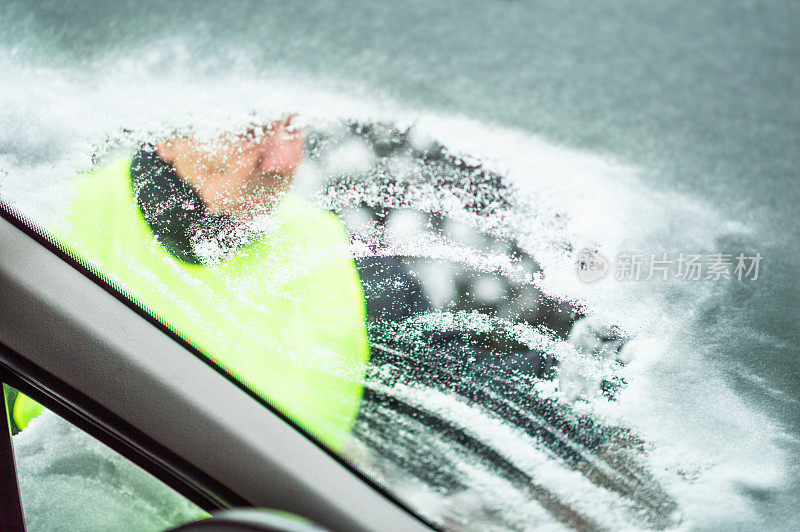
[2,2,799,530]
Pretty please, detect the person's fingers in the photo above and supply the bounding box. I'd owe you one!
[245,117,304,177]
[282,113,297,129]
[258,129,304,177]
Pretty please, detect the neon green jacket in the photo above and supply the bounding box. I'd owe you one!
[15,157,370,452]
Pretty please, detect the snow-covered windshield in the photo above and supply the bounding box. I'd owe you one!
[2,1,799,530]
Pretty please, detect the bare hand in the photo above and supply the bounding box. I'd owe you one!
[156,116,305,217]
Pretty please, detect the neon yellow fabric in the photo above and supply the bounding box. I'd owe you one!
[12,392,45,431]
[36,157,369,452]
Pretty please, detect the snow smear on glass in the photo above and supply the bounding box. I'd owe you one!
[0,39,791,530]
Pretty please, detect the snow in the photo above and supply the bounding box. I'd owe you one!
[12,410,207,531]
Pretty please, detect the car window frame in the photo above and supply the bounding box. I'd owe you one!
[0,200,431,532]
